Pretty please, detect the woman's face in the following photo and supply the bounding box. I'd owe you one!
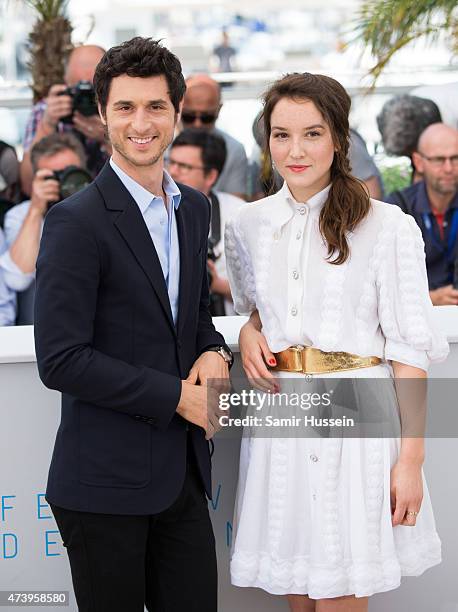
[269,97,335,202]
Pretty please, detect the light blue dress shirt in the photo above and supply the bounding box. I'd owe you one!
[0,228,16,326]
[109,158,182,324]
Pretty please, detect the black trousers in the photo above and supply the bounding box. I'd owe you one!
[51,446,217,612]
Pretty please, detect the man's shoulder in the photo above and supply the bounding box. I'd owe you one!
[49,181,103,222]
[387,181,422,209]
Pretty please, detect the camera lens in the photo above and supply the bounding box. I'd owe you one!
[59,167,92,199]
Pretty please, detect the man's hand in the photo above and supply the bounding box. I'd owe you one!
[43,84,72,128]
[430,284,458,305]
[30,169,60,216]
[73,111,106,143]
[176,381,224,439]
[187,350,230,390]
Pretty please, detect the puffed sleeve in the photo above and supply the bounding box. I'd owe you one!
[224,212,256,316]
[376,211,449,370]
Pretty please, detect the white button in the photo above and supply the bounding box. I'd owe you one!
[160,217,166,226]
[296,231,302,240]
[298,206,306,215]
[309,454,318,462]
[292,270,299,280]
[312,493,317,501]
[291,307,298,317]
[273,231,280,241]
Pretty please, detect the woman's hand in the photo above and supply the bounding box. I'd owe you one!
[390,459,423,526]
[239,311,279,393]
[390,360,426,527]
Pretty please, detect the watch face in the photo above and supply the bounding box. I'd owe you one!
[217,347,232,363]
[221,349,231,362]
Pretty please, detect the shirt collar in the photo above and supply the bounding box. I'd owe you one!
[110,158,181,215]
[269,181,332,230]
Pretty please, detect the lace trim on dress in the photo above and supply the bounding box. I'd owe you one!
[231,533,441,598]
[225,217,256,315]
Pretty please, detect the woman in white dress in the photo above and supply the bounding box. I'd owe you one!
[224,73,449,611]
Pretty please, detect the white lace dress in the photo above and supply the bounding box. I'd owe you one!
[224,182,449,599]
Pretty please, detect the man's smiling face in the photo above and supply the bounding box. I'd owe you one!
[101,74,179,171]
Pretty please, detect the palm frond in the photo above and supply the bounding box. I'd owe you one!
[351,0,458,83]
[23,0,69,21]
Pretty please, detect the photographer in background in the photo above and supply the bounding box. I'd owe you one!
[20,45,107,195]
[167,128,244,315]
[0,133,90,324]
[387,123,458,305]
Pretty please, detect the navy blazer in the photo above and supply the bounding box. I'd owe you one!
[34,162,226,515]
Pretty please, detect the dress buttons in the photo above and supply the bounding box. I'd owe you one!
[291,307,298,316]
[292,270,299,280]
[298,206,306,215]
[296,231,302,240]
[309,454,318,462]
[273,231,280,241]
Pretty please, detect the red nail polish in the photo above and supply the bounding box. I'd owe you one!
[269,359,276,366]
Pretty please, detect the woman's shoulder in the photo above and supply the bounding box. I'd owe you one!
[369,197,407,219]
[229,193,278,229]
[362,197,417,232]
[356,198,424,250]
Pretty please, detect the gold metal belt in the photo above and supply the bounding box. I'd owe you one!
[272,345,382,375]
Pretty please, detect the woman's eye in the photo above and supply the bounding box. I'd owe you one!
[306,131,320,138]
[273,132,288,139]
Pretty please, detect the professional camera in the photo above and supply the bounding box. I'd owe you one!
[45,165,92,208]
[59,80,98,124]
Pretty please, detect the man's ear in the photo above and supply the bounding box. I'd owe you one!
[176,100,184,125]
[412,151,424,174]
[205,168,219,191]
[98,103,106,125]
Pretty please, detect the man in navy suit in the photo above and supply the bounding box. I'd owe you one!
[34,37,232,612]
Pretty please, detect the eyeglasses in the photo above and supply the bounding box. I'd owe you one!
[417,152,458,167]
[181,110,218,125]
[166,157,207,173]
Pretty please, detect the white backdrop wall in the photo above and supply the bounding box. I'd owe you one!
[1,313,458,611]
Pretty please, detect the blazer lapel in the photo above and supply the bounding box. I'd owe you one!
[95,163,175,333]
[175,199,193,337]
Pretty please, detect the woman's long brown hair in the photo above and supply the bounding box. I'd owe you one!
[261,72,371,265]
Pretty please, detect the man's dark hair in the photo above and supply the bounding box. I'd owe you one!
[171,128,227,177]
[30,133,87,173]
[93,37,186,115]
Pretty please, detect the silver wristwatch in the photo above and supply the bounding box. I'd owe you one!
[206,345,234,367]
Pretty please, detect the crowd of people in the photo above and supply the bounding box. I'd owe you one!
[0,43,457,327]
